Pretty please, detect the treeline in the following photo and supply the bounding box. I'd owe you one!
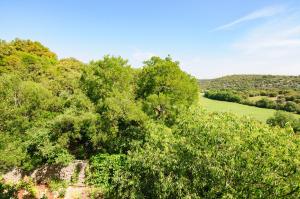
[204,90,300,114]
[200,74,300,91]
[1,39,300,198]
[204,90,242,103]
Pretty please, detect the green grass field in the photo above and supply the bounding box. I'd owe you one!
[200,95,300,122]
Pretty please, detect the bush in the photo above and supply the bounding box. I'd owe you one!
[267,111,299,133]
[86,154,126,192]
[241,99,255,106]
[255,98,276,109]
[268,92,278,97]
[284,101,298,112]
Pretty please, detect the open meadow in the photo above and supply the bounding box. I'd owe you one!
[200,94,300,122]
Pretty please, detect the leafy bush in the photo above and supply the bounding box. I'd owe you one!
[267,111,300,133]
[293,119,300,132]
[284,101,298,112]
[255,98,276,109]
[87,154,126,191]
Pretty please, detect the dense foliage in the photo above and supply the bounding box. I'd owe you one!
[136,56,199,125]
[0,39,198,172]
[89,109,300,198]
[1,39,300,198]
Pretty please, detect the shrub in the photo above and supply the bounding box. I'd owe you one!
[292,119,300,132]
[255,98,276,109]
[17,178,38,198]
[86,154,126,191]
[268,92,277,97]
[267,111,299,133]
[284,101,298,112]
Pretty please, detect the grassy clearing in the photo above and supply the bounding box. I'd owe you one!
[200,95,300,122]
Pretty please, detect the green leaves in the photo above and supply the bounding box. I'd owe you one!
[109,107,300,198]
[80,55,135,103]
[136,56,199,125]
[1,39,300,199]
[87,154,126,190]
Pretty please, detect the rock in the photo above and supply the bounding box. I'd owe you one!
[2,168,23,184]
[2,160,88,185]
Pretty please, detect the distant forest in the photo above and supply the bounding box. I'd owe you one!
[200,75,300,91]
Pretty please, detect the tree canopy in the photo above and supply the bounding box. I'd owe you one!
[1,39,300,198]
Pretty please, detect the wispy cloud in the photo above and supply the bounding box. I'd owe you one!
[213,5,286,31]
[232,16,300,54]
[183,8,300,79]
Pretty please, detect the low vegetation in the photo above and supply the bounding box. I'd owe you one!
[0,177,37,199]
[1,39,300,198]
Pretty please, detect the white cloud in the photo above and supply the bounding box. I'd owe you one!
[182,9,300,79]
[232,22,300,53]
[213,5,286,31]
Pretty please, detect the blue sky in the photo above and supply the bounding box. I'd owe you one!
[1,0,300,78]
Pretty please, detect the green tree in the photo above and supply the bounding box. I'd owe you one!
[80,56,148,153]
[80,55,135,103]
[136,56,199,125]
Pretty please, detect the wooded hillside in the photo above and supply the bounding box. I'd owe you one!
[200,75,300,91]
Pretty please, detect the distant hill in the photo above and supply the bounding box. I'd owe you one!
[199,75,300,91]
